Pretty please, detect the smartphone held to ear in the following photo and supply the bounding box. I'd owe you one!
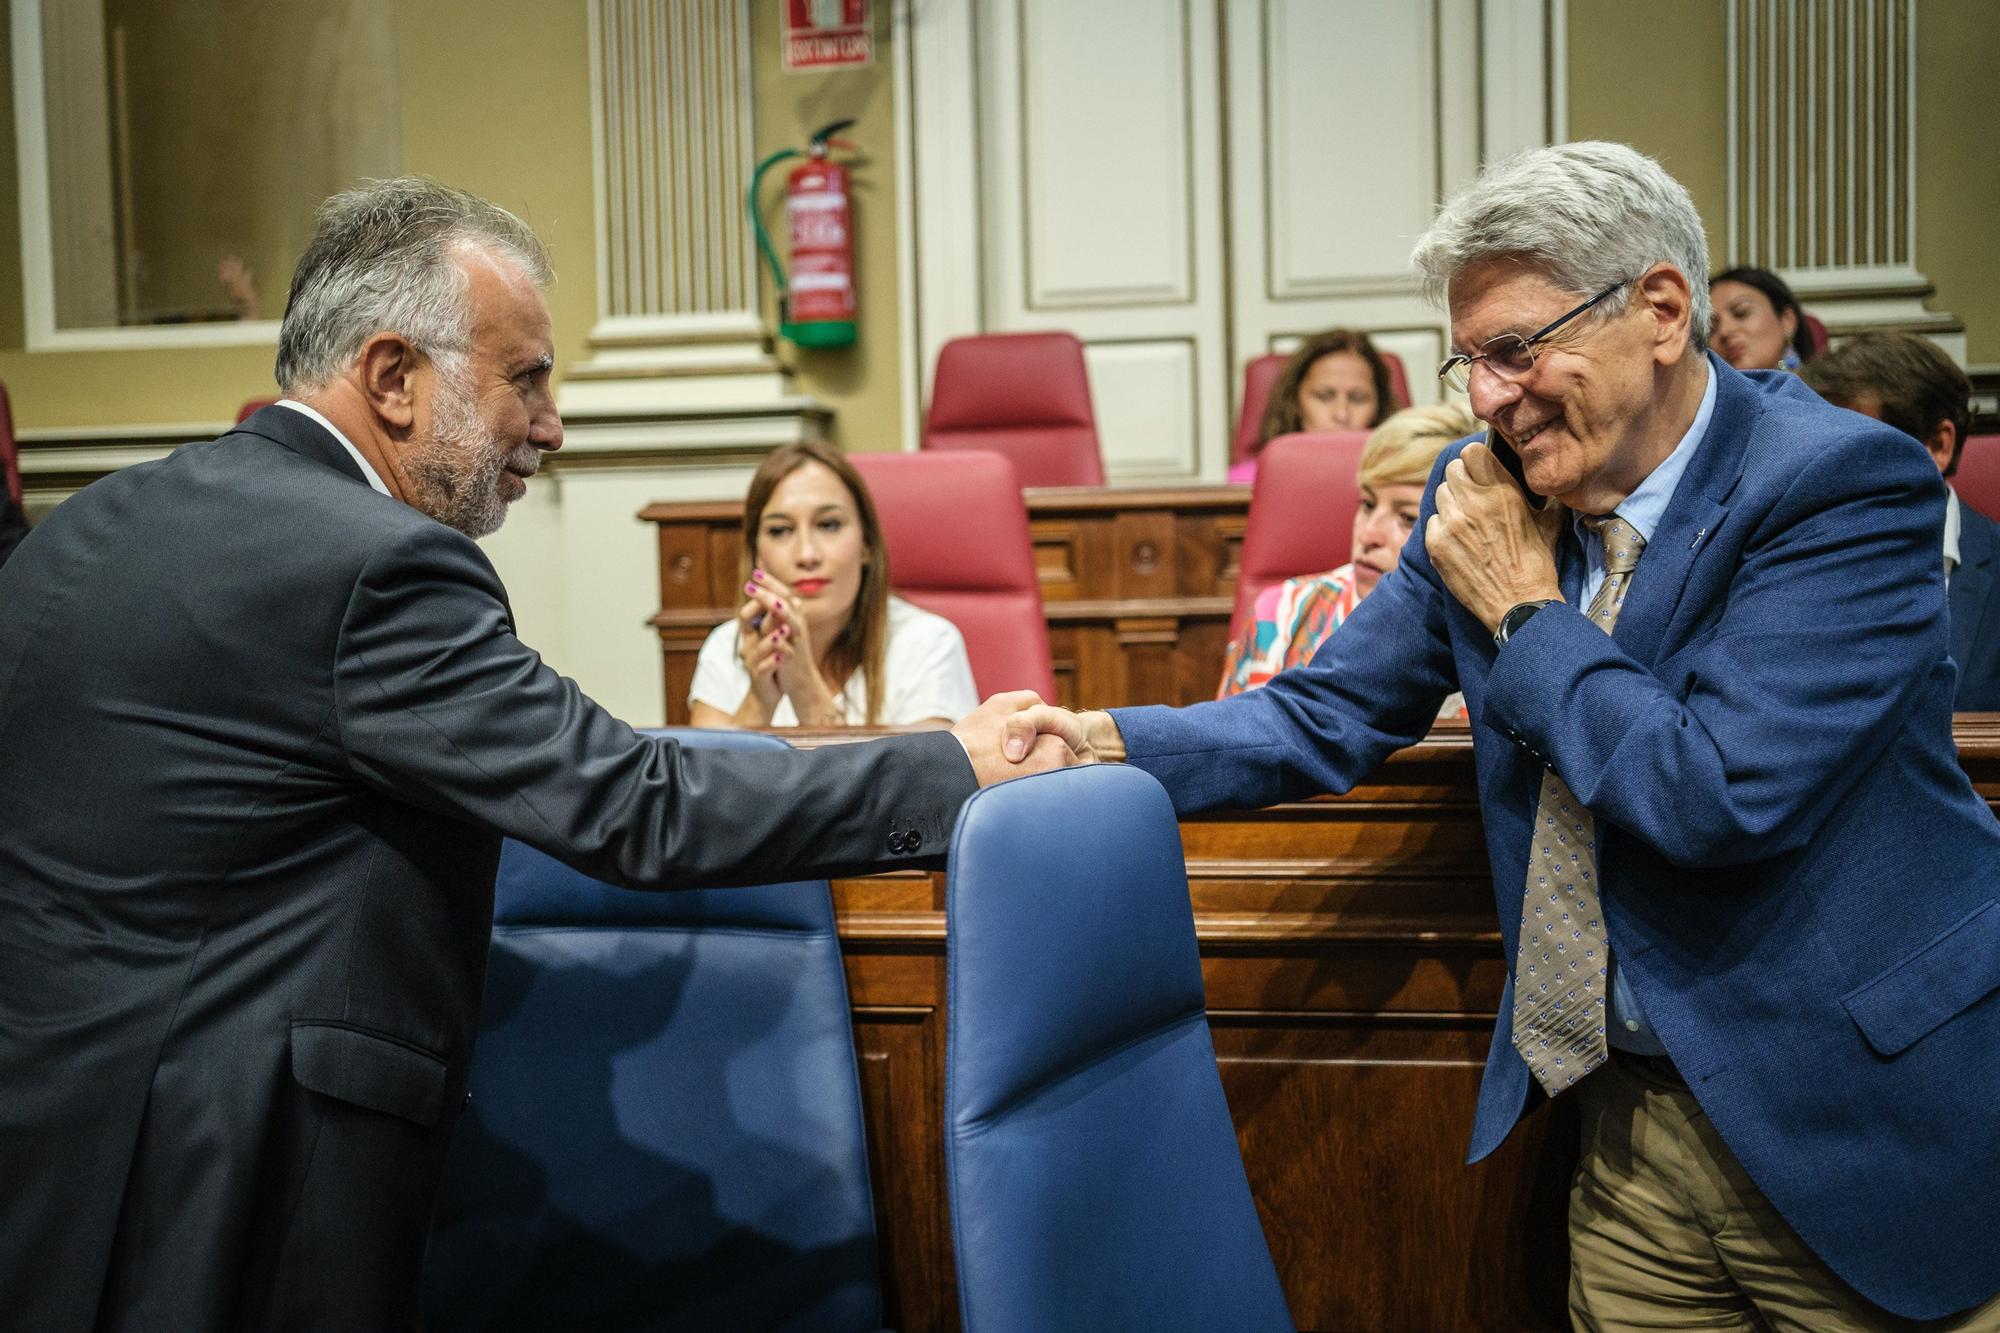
[1485,428,1548,509]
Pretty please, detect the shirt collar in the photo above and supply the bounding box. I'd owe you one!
[275,399,391,497]
[1945,485,1963,577]
[1572,356,1717,547]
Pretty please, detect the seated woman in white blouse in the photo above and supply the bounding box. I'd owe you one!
[690,441,979,729]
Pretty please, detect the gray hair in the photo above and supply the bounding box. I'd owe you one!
[275,177,553,393]
[1411,142,1712,349]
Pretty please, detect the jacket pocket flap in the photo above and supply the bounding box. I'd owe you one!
[1841,900,2000,1057]
[290,1022,448,1128]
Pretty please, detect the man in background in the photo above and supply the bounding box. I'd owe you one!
[0,177,1060,1330]
[1804,331,2000,708]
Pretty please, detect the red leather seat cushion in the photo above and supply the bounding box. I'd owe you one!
[850,449,1059,701]
[1956,435,2000,523]
[1230,430,1369,636]
[924,332,1104,488]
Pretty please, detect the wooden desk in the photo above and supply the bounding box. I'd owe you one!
[829,718,2000,1332]
[638,484,1250,720]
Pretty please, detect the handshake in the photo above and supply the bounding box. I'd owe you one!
[946,692,1126,787]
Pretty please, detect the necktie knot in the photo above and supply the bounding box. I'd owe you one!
[1584,515,1646,576]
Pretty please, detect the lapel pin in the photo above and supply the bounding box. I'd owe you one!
[1689,526,1709,550]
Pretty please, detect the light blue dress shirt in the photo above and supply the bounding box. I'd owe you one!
[1571,359,1717,1056]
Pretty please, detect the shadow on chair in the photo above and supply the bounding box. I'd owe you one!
[424,729,882,1333]
[943,765,1295,1333]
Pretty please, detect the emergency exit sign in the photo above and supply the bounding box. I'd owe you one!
[785,0,872,71]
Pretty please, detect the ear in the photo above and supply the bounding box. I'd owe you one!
[1638,263,1694,366]
[1779,306,1799,340]
[1927,418,1959,475]
[355,332,421,432]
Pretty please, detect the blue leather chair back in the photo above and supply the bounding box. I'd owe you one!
[943,766,1295,1332]
[424,730,882,1332]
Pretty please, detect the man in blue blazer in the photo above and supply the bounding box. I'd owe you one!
[1804,331,2000,711]
[1000,144,2000,1326]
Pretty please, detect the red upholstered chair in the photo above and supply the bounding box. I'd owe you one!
[923,332,1104,488]
[237,397,278,424]
[0,380,20,508]
[1803,313,1830,359]
[1954,435,2000,524]
[1231,349,1412,465]
[849,449,1059,701]
[1229,430,1369,640]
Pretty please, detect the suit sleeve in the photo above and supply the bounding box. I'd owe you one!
[332,522,977,889]
[1488,424,1948,868]
[1112,463,1462,815]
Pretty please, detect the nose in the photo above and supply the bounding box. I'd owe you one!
[1466,361,1524,423]
[794,531,822,568]
[1357,507,1393,549]
[532,401,563,454]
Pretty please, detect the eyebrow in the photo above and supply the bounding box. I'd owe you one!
[514,353,554,376]
[763,503,852,522]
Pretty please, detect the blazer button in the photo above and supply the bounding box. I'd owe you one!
[902,831,922,853]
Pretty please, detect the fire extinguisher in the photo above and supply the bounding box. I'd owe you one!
[750,119,859,349]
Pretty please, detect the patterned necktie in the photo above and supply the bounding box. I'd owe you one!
[1510,515,1645,1097]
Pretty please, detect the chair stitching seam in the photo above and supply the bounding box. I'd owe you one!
[953,1003,1208,1135]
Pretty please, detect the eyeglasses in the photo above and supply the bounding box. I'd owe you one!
[1436,279,1634,393]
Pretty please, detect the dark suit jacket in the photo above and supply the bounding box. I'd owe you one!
[0,491,25,568]
[1949,493,2000,709]
[1111,358,2000,1320]
[0,406,978,1331]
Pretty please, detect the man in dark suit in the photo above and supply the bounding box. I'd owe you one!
[1004,144,2000,1326]
[0,490,25,567]
[1804,332,2000,709]
[0,178,1058,1331]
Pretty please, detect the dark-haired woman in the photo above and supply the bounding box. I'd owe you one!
[1710,266,1816,372]
[689,442,977,729]
[1228,329,1401,484]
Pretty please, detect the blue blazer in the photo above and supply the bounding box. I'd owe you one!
[1113,356,2000,1321]
[1950,496,2000,709]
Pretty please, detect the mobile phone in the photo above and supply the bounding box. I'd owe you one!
[1485,427,1548,510]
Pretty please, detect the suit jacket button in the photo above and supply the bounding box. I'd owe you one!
[902,831,922,852]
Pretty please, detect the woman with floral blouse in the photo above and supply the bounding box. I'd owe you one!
[1219,402,1477,712]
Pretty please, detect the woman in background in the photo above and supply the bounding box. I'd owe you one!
[690,441,978,729]
[1710,266,1817,372]
[1219,402,1476,707]
[1228,329,1401,483]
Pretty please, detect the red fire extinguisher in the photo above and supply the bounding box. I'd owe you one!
[750,119,859,349]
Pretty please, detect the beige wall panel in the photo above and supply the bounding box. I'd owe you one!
[977,0,1228,482]
[1020,0,1193,307]
[1085,339,1200,476]
[1266,0,1440,291]
[751,0,906,452]
[1914,0,2000,365]
[1564,0,1731,271]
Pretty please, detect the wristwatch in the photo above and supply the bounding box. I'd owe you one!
[1494,598,1560,646]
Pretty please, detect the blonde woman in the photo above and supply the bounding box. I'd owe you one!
[1219,402,1477,699]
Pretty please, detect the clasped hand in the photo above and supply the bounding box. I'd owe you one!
[949,693,1116,787]
[1424,441,1567,634]
[736,571,839,723]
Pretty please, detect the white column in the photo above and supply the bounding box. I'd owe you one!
[559,0,826,433]
[1725,0,1961,358]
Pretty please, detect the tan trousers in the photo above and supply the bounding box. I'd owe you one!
[1568,1052,2000,1333]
